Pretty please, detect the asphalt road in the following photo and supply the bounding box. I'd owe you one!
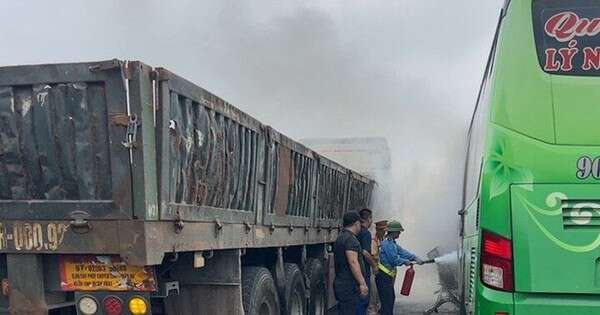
[330,302,457,315]
[330,262,459,314]
[394,302,457,314]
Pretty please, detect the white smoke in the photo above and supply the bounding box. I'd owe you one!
[1,0,503,306]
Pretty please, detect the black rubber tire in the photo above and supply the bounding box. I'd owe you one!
[305,258,326,315]
[243,267,281,315]
[282,263,307,315]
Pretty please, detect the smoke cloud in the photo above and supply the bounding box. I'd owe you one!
[1,0,503,303]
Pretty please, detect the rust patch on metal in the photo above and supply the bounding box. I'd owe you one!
[274,146,291,216]
[0,83,113,201]
[110,113,131,127]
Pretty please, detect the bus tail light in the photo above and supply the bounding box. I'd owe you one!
[481,231,514,292]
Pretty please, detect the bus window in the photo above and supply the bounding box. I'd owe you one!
[464,88,488,206]
[462,5,504,209]
[464,47,496,207]
[533,0,600,75]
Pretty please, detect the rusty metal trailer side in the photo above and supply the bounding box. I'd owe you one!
[0,60,372,265]
[0,60,374,314]
[130,66,373,264]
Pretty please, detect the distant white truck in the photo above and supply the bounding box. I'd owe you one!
[300,137,393,221]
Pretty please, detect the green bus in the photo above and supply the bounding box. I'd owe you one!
[460,0,600,314]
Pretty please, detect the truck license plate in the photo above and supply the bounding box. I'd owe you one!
[0,222,69,251]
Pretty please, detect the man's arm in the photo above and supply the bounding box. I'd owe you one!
[397,245,422,264]
[381,242,416,267]
[345,250,368,297]
[358,229,377,270]
[362,249,378,270]
[382,241,409,267]
[358,230,378,271]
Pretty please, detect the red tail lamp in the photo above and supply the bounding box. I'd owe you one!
[481,231,514,292]
[103,296,124,315]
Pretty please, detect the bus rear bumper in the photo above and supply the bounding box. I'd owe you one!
[513,292,600,315]
[477,287,600,315]
[476,286,513,315]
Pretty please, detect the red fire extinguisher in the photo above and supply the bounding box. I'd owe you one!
[400,265,415,296]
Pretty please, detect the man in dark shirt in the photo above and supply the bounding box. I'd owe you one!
[334,211,368,315]
[356,208,377,315]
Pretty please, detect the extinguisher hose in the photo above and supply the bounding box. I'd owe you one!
[409,259,435,265]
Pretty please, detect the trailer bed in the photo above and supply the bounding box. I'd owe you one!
[0,60,373,265]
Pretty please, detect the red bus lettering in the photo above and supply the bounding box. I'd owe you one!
[583,47,600,70]
[558,47,579,71]
[546,12,579,42]
[544,48,561,71]
[545,11,600,42]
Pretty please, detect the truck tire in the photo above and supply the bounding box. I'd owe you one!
[243,267,281,315]
[282,263,306,315]
[305,259,326,315]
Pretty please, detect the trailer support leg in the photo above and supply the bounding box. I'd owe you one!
[6,254,47,315]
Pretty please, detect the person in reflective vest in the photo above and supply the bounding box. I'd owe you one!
[375,220,424,315]
[367,220,388,315]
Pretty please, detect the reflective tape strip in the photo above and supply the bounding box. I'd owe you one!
[377,263,396,277]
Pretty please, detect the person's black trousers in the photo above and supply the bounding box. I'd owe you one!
[334,282,360,315]
[354,274,370,315]
[337,299,359,315]
[375,272,395,315]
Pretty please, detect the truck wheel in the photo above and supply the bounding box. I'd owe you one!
[306,259,326,315]
[282,263,306,315]
[243,267,281,315]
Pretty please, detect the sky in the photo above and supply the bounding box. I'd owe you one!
[1,0,503,300]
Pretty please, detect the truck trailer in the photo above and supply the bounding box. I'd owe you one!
[0,60,374,315]
[300,137,392,222]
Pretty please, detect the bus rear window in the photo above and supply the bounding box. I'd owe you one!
[533,0,600,76]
